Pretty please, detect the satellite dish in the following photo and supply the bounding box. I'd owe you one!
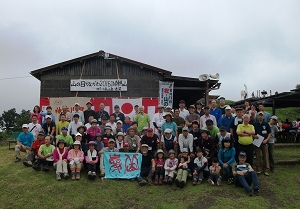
[209,73,219,79]
[199,74,209,81]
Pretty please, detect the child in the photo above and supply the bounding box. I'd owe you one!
[175,148,191,188]
[53,139,69,180]
[218,138,236,184]
[208,157,221,186]
[32,136,55,172]
[67,140,84,180]
[163,149,178,184]
[178,156,190,173]
[193,148,209,185]
[151,149,166,185]
[85,141,99,180]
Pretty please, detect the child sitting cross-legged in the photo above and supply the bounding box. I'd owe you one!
[85,141,99,180]
[67,140,84,180]
[151,149,166,185]
[53,139,69,180]
[208,157,222,186]
[192,148,209,185]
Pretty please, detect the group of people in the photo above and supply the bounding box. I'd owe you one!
[14,98,281,196]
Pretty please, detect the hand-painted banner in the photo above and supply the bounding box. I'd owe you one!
[104,152,142,179]
[159,81,174,108]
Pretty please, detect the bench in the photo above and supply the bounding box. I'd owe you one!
[6,132,21,150]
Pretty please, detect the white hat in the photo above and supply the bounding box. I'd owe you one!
[117,132,124,137]
[164,128,172,134]
[73,141,81,146]
[158,104,164,108]
[166,106,172,109]
[74,102,80,106]
[116,120,123,124]
[22,124,29,129]
[271,115,278,120]
[45,115,52,119]
[225,106,232,110]
[75,133,82,137]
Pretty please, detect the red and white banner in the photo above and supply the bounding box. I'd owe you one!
[40,97,159,122]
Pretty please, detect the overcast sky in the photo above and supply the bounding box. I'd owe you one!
[0,1,299,113]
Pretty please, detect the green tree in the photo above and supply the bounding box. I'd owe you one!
[1,108,18,132]
[16,109,31,131]
[296,84,300,89]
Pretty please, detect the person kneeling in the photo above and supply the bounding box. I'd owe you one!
[232,151,260,196]
[32,136,55,172]
[68,141,84,180]
[86,141,99,180]
[53,140,69,180]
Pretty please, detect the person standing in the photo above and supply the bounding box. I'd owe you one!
[152,104,166,136]
[185,105,200,131]
[195,100,204,117]
[268,115,279,173]
[84,102,96,124]
[218,97,226,115]
[112,105,125,123]
[200,106,217,129]
[179,100,189,119]
[71,103,84,123]
[95,103,110,125]
[134,106,150,133]
[256,103,271,123]
[209,99,222,127]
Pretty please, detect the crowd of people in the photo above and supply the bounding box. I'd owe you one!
[15,98,294,196]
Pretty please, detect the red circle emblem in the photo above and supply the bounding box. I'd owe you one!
[121,103,133,114]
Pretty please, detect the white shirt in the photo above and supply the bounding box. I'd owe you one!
[152,112,166,128]
[178,133,194,153]
[28,122,42,138]
[71,110,85,123]
[199,114,217,129]
[179,108,189,119]
[107,122,116,131]
[68,121,83,135]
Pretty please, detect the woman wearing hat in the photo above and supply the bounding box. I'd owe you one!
[115,132,125,151]
[161,113,178,138]
[85,141,99,179]
[67,141,84,180]
[53,139,69,180]
[151,149,166,185]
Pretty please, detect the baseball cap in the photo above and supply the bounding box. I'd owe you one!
[45,115,52,119]
[22,124,29,129]
[203,106,210,110]
[147,128,153,132]
[205,119,213,125]
[225,106,232,110]
[116,120,123,124]
[61,126,68,131]
[164,128,172,134]
[166,106,172,109]
[142,127,148,131]
[86,101,93,106]
[75,133,82,137]
[179,100,185,104]
[182,148,188,153]
[192,120,199,125]
[114,105,120,108]
[239,151,247,157]
[257,111,264,116]
[141,144,149,148]
[108,138,115,143]
[182,127,189,132]
[271,115,278,120]
[74,103,80,106]
[158,104,164,108]
[38,131,45,136]
[219,97,225,101]
[219,126,227,131]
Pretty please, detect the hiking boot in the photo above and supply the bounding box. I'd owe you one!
[88,171,92,176]
[99,172,105,178]
[193,180,197,186]
[264,172,269,176]
[168,177,173,184]
[76,172,80,180]
[208,179,214,186]
[32,165,41,171]
[256,171,261,174]
[217,178,221,186]
[42,165,49,172]
[154,177,159,185]
[253,189,260,196]
[23,161,32,167]
[15,158,21,163]
[247,190,253,196]
[92,172,96,176]
[71,172,76,180]
[197,180,202,185]
[175,178,180,187]
[56,173,62,181]
[163,177,168,184]
[179,180,185,188]
[63,173,69,179]
[139,179,148,186]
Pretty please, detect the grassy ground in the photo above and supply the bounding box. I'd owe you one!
[1,145,300,209]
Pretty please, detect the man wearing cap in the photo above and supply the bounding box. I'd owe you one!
[112,105,125,123]
[236,114,255,166]
[203,119,220,139]
[131,105,139,122]
[56,114,69,136]
[230,107,244,150]
[195,100,204,117]
[200,106,217,129]
[268,116,279,173]
[220,106,234,132]
[179,100,189,119]
[161,113,178,138]
[134,106,150,132]
[178,127,194,155]
[25,132,46,167]
[232,151,260,196]
[209,99,222,127]
[161,128,177,154]
[41,115,56,145]
[40,106,55,124]
[68,114,83,138]
[173,109,185,135]
[124,127,141,152]
[98,138,119,177]
[114,120,123,136]
[84,101,96,124]
[56,127,73,147]
[137,144,153,186]
[253,111,271,176]
[15,124,34,163]
[95,103,110,125]
[185,105,200,131]
[218,97,226,115]
[28,114,42,140]
[71,103,85,123]
[256,103,271,123]
[152,104,166,136]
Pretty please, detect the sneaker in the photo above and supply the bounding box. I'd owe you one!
[168,177,173,184]
[158,178,163,185]
[63,173,69,179]
[76,172,81,180]
[179,180,185,188]
[175,178,180,187]
[208,179,214,186]
[197,180,202,185]
[42,165,49,172]
[193,180,197,186]
[163,177,168,184]
[99,172,105,178]
[23,161,32,167]
[92,172,96,176]
[139,179,148,186]
[88,171,92,176]
[147,175,152,183]
[154,178,159,185]
[56,173,62,181]
[264,172,269,176]
[15,158,21,163]
[227,178,234,185]
[256,171,261,174]
[32,165,41,171]
[71,172,76,180]
[217,178,221,186]
[253,189,260,196]
[247,190,253,196]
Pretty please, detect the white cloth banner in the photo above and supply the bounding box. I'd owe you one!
[112,98,142,117]
[159,81,174,108]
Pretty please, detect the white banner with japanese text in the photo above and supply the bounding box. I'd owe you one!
[70,79,127,91]
[159,81,174,108]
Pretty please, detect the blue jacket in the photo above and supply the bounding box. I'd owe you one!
[220,115,234,132]
[218,147,236,166]
[210,108,222,126]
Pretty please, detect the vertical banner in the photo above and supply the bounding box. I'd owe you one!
[104,152,142,179]
[159,81,174,108]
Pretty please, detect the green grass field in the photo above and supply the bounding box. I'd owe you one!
[0,145,300,209]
